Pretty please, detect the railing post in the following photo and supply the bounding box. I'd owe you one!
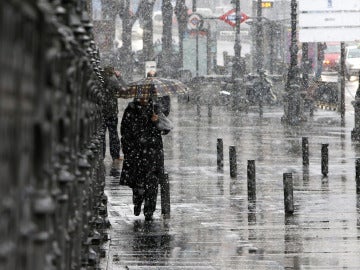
[161,173,171,219]
[321,144,329,176]
[229,146,237,178]
[217,138,224,171]
[247,160,256,200]
[283,173,294,214]
[302,137,309,166]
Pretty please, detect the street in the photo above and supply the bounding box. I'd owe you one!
[101,80,360,270]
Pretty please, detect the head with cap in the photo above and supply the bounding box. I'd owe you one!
[147,70,157,77]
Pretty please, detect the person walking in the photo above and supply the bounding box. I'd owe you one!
[100,66,127,176]
[119,74,170,221]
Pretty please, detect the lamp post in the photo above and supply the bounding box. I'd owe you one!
[255,0,263,73]
[281,0,305,125]
[192,0,199,76]
[286,0,298,89]
[231,0,241,80]
[230,0,247,111]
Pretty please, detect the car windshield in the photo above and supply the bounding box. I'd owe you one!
[348,48,360,58]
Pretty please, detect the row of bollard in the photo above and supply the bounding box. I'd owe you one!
[161,173,171,219]
[217,137,358,216]
[0,1,110,269]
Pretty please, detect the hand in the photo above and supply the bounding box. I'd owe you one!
[114,70,121,77]
[151,113,158,122]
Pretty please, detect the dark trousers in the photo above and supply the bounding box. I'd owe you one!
[101,115,120,160]
[132,172,159,217]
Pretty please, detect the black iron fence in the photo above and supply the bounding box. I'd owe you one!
[0,1,108,269]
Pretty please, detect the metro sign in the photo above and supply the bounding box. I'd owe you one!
[219,9,249,27]
[187,13,204,30]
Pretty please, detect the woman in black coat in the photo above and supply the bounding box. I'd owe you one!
[119,96,170,221]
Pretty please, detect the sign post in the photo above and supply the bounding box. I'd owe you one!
[187,13,204,76]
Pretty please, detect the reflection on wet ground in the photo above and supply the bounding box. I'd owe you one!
[103,93,360,269]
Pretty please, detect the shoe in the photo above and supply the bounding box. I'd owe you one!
[134,204,141,216]
[112,158,121,169]
[144,213,153,221]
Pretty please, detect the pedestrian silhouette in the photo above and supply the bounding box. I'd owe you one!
[100,66,127,176]
[119,73,171,220]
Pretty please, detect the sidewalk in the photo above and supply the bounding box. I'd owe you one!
[100,86,360,270]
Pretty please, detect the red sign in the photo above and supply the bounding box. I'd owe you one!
[219,9,249,27]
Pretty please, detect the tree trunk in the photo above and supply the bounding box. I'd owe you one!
[141,1,155,66]
[117,0,140,81]
[122,0,133,80]
[161,0,173,77]
[175,0,188,70]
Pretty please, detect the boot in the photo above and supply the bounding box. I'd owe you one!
[110,158,121,177]
[112,158,121,169]
[134,204,142,216]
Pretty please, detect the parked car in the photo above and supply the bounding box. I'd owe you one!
[322,42,340,72]
[345,45,360,80]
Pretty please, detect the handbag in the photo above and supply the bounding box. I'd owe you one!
[156,112,174,132]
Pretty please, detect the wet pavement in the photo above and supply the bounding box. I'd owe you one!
[100,79,360,270]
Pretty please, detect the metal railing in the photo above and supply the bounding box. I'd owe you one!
[0,1,109,269]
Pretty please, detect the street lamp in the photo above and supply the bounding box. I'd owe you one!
[286,0,298,89]
[231,0,241,80]
[229,0,248,111]
[281,0,306,125]
[255,0,263,74]
[192,0,199,76]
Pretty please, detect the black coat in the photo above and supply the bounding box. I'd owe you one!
[119,101,165,188]
[101,74,126,118]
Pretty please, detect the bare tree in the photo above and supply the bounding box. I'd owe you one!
[117,0,156,78]
[117,0,136,80]
[174,0,188,69]
[138,0,156,65]
[161,0,173,76]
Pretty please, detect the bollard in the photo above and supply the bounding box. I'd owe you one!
[303,165,310,184]
[247,160,256,200]
[321,144,329,176]
[283,173,294,214]
[229,146,237,178]
[208,104,212,117]
[196,103,201,116]
[217,138,224,171]
[356,158,360,194]
[302,137,309,166]
[161,173,171,219]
